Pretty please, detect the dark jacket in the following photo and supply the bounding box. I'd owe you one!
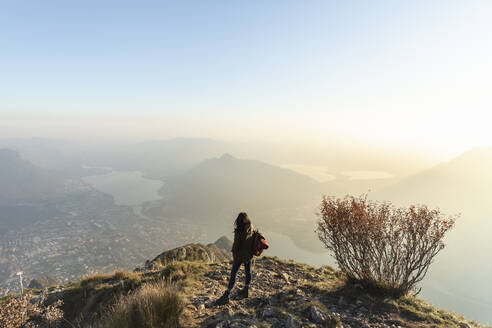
[231,223,255,263]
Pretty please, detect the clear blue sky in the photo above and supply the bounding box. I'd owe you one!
[1,1,491,156]
[0,1,425,113]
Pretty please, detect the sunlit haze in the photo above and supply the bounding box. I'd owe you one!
[2,1,492,160]
[1,1,492,325]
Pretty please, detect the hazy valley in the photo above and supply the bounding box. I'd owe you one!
[1,138,492,324]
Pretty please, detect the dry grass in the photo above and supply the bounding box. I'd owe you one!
[0,293,64,328]
[80,270,142,288]
[50,263,203,325]
[55,270,144,324]
[159,261,206,280]
[393,295,482,327]
[80,272,114,285]
[99,280,183,328]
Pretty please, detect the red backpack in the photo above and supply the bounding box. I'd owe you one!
[252,230,269,256]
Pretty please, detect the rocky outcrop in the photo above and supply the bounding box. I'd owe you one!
[145,236,233,269]
[211,235,233,253]
[27,276,58,289]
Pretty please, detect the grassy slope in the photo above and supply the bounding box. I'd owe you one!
[30,257,487,328]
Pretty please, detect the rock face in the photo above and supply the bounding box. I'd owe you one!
[146,237,233,269]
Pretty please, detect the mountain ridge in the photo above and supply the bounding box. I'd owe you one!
[0,148,64,202]
[372,147,492,324]
[152,153,323,226]
[2,238,485,328]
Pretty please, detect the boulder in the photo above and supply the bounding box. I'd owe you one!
[28,276,58,289]
[213,236,233,252]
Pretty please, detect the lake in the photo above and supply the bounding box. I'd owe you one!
[82,169,163,206]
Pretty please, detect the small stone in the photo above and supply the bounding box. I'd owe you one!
[224,308,234,318]
[284,314,301,328]
[308,305,329,323]
[270,297,279,306]
[266,317,280,326]
[260,306,276,318]
[215,320,229,328]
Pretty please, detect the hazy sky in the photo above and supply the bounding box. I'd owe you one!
[1,1,491,159]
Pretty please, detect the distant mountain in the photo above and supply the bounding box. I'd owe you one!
[0,149,64,202]
[157,154,323,224]
[0,149,99,235]
[0,138,107,177]
[374,147,492,323]
[0,138,77,170]
[0,149,64,234]
[90,138,228,178]
[376,147,492,208]
[0,138,227,179]
[0,137,433,181]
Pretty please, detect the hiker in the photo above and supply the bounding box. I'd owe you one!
[216,212,255,304]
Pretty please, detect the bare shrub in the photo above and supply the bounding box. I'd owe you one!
[100,281,183,328]
[0,294,64,328]
[316,194,456,297]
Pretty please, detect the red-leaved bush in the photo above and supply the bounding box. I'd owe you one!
[316,195,456,297]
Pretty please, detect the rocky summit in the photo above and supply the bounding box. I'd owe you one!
[1,237,485,328]
[180,258,480,328]
[144,237,233,270]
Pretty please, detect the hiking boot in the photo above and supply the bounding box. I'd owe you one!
[216,290,230,305]
[238,286,249,298]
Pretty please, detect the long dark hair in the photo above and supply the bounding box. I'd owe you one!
[234,212,251,233]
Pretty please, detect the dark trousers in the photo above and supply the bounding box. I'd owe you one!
[227,259,252,291]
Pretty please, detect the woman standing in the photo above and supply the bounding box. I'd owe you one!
[216,212,255,304]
